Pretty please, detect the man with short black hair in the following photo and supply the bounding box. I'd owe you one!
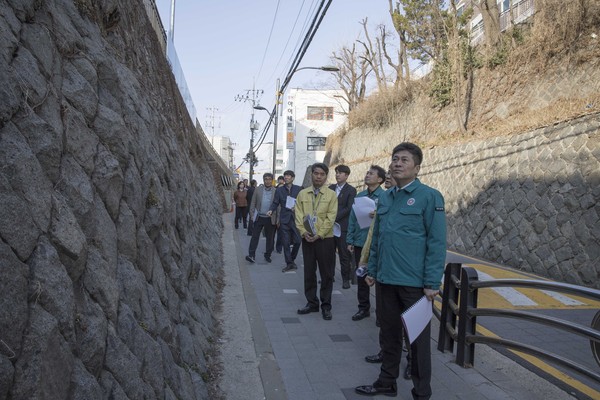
[246,174,277,263]
[355,143,446,400]
[329,164,357,289]
[346,165,386,321]
[268,170,302,271]
[295,163,338,320]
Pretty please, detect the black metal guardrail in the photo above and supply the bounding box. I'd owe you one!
[437,263,600,384]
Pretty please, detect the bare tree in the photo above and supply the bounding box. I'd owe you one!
[357,18,388,92]
[331,43,373,111]
[387,0,411,82]
[477,0,501,50]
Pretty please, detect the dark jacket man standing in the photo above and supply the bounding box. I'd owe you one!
[329,165,357,289]
[346,165,386,321]
[268,170,303,272]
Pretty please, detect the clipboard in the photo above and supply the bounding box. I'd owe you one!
[401,296,432,344]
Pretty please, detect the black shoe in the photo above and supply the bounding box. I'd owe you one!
[364,352,383,363]
[355,380,397,397]
[352,310,370,321]
[322,309,332,320]
[245,255,255,263]
[265,255,272,263]
[235,226,239,229]
[404,361,411,380]
[342,280,351,289]
[282,263,297,272]
[297,305,319,315]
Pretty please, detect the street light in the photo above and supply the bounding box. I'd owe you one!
[254,66,340,177]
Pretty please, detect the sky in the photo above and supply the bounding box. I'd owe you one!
[154,1,393,175]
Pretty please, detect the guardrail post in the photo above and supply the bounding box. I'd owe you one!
[438,263,462,352]
[456,266,479,367]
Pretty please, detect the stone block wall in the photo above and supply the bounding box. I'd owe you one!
[330,113,600,287]
[0,0,223,399]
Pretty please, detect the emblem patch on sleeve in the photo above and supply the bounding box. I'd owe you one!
[435,207,445,211]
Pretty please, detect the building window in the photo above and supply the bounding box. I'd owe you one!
[307,136,326,151]
[307,106,334,121]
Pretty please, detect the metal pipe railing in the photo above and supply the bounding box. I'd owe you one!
[437,263,600,384]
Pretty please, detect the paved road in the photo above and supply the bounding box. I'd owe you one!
[218,215,579,400]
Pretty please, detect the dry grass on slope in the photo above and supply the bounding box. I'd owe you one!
[327,0,600,153]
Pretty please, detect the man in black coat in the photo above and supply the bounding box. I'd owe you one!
[268,170,303,271]
[245,179,257,236]
[329,165,357,289]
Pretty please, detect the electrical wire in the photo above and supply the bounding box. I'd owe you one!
[255,0,282,83]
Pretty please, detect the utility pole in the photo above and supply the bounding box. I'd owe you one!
[235,85,263,182]
[205,106,220,147]
[272,78,281,177]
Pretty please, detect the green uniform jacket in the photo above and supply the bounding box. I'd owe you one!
[294,186,338,239]
[346,186,385,248]
[367,179,446,290]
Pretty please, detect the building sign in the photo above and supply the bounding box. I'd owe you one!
[286,97,295,149]
[307,136,326,151]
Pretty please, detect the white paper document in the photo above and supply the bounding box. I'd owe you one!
[401,296,433,344]
[352,197,377,229]
[253,209,258,222]
[285,196,296,210]
[333,222,341,237]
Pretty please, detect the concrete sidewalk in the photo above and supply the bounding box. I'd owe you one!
[218,215,574,400]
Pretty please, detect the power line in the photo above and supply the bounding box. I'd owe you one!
[255,0,282,82]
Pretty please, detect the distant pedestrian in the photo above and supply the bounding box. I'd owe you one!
[233,181,248,229]
[268,170,302,272]
[295,163,338,321]
[275,175,286,253]
[246,174,277,263]
[329,165,356,289]
[355,142,447,399]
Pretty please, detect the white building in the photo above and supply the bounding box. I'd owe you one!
[281,88,347,185]
[210,135,234,171]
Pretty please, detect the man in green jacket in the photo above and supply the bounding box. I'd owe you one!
[355,143,446,399]
[346,165,386,321]
[294,163,338,321]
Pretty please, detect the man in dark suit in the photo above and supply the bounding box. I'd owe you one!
[245,179,257,236]
[268,170,303,272]
[329,165,357,289]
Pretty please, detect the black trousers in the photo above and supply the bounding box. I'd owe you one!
[378,284,431,400]
[279,221,301,265]
[234,206,247,228]
[353,246,370,311]
[248,216,275,258]
[302,237,335,311]
[334,232,352,281]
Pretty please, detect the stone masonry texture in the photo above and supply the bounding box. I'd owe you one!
[0,0,223,399]
[328,113,600,288]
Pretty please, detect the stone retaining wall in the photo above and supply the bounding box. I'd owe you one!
[334,114,600,287]
[0,0,223,398]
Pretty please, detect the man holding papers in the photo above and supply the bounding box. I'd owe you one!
[295,163,338,321]
[346,165,386,321]
[355,143,446,399]
[268,170,302,272]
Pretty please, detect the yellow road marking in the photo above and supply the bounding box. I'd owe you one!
[466,264,600,309]
[477,325,600,399]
